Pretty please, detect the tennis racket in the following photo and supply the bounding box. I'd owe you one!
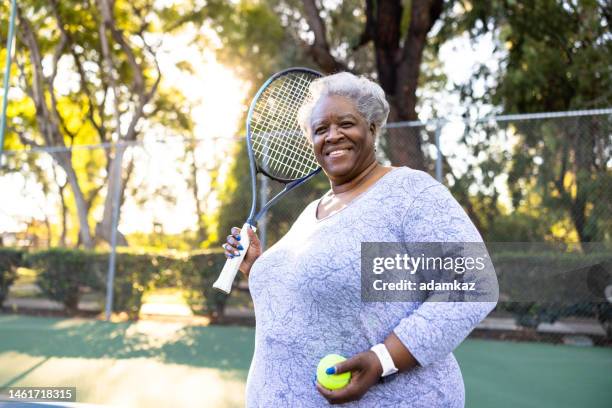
[212,67,322,294]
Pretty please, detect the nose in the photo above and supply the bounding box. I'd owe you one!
[325,124,344,143]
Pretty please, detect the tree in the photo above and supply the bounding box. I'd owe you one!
[1,0,191,248]
[162,0,453,247]
[299,0,445,169]
[451,0,612,244]
[164,0,451,169]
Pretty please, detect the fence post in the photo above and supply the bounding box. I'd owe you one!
[435,121,443,182]
[105,145,125,321]
[0,0,18,168]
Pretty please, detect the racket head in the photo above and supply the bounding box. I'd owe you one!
[246,67,322,183]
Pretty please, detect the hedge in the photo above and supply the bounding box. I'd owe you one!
[181,249,232,318]
[0,248,25,307]
[2,246,609,334]
[14,248,231,319]
[492,250,612,336]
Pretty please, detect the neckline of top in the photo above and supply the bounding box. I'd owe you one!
[313,166,405,223]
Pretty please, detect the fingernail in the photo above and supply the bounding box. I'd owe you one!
[229,254,234,259]
[234,250,240,256]
[236,235,241,241]
[237,244,244,250]
[326,367,335,375]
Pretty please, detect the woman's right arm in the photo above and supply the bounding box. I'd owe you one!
[223,226,262,278]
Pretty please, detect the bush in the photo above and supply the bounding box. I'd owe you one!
[103,253,161,320]
[22,247,187,319]
[180,249,232,319]
[0,248,25,306]
[493,249,612,337]
[28,248,99,313]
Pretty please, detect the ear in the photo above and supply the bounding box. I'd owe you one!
[369,123,377,137]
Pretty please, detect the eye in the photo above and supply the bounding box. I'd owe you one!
[340,121,353,128]
[314,126,327,135]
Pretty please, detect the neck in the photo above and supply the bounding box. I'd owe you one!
[330,160,380,195]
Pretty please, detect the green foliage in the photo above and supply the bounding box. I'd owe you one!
[492,249,612,336]
[447,1,611,244]
[20,247,234,319]
[104,253,161,320]
[26,248,170,318]
[28,248,99,313]
[180,249,229,318]
[2,0,195,248]
[0,248,25,306]
[208,143,252,247]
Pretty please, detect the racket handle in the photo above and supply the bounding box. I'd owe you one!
[213,223,253,294]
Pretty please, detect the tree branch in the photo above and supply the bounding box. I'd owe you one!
[352,0,375,51]
[97,0,145,93]
[10,126,44,149]
[301,0,348,73]
[49,0,107,142]
[16,7,64,148]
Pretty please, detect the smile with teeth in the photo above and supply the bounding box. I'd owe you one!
[327,148,351,157]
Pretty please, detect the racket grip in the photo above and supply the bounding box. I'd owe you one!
[212,223,253,294]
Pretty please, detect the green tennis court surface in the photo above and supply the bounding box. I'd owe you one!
[1,315,611,407]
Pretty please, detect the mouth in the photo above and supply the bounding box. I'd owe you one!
[325,147,352,157]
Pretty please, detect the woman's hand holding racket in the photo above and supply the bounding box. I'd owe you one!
[223,226,262,278]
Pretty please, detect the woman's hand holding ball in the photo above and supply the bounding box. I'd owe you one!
[315,351,383,405]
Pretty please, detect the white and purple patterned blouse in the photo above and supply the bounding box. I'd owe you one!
[245,167,497,407]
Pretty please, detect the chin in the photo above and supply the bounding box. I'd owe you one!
[322,162,357,178]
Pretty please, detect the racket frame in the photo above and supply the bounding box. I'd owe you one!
[213,67,322,294]
[244,67,322,225]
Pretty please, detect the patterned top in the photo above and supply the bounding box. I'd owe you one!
[245,167,497,407]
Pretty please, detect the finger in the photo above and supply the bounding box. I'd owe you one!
[316,382,358,405]
[225,235,243,251]
[329,356,361,375]
[315,381,333,397]
[246,226,260,245]
[222,243,240,257]
[230,226,241,240]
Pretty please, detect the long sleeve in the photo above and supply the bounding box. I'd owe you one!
[392,184,499,367]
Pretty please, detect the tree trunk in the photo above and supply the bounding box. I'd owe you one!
[95,146,128,246]
[93,0,161,246]
[301,0,444,170]
[17,6,94,248]
[189,146,207,244]
[52,152,94,248]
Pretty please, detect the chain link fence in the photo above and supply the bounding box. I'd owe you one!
[1,109,610,343]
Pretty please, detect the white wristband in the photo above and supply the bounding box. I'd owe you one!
[370,343,399,377]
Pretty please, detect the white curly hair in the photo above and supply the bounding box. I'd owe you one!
[298,72,390,139]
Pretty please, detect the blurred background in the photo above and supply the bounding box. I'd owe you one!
[0,1,611,407]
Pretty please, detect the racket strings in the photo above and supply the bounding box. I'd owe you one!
[250,72,320,180]
[252,77,312,160]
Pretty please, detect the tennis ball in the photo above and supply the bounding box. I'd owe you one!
[316,354,351,390]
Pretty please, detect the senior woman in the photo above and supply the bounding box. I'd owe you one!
[224,72,497,407]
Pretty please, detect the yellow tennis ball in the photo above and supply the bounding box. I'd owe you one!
[316,354,351,390]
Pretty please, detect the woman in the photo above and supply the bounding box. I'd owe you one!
[224,72,497,407]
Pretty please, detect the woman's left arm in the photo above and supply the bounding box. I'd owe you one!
[390,183,499,368]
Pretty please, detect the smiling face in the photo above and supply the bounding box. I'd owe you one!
[309,94,377,185]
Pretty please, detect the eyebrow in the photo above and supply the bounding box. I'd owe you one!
[311,113,359,127]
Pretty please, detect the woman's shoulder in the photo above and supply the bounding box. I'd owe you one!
[383,166,442,197]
